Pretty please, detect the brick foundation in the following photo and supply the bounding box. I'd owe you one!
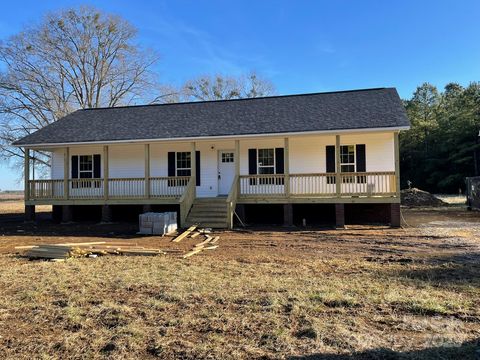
[25,205,35,222]
[335,203,345,228]
[390,203,401,228]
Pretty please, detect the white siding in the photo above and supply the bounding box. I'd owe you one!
[48,131,395,197]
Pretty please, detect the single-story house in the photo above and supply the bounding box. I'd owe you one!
[14,87,410,228]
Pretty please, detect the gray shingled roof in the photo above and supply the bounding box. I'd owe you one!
[14,88,409,146]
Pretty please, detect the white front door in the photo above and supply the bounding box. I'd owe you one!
[218,150,235,195]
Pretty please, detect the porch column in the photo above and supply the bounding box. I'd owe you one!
[191,142,196,188]
[24,148,30,201]
[335,135,341,197]
[144,144,150,198]
[103,145,109,200]
[25,205,35,222]
[394,131,400,198]
[284,137,290,196]
[63,147,69,199]
[235,140,240,193]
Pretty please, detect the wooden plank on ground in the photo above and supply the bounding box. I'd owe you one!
[190,232,200,238]
[172,225,197,242]
[183,248,203,258]
[195,236,213,248]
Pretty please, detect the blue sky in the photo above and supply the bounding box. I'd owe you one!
[1,0,479,190]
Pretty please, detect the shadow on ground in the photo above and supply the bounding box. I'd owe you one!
[289,338,478,359]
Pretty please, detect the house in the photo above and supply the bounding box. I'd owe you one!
[14,88,410,228]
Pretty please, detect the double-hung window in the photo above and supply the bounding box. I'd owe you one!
[340,145,355,183]
[176,152,191,177]
[257,149,275,175]
[79,155,94,178]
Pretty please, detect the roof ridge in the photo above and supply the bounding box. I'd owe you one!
[82,87,390,111]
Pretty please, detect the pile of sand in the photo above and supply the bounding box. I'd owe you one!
[401,188,447,207]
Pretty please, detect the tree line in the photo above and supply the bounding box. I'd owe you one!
[401,82,480,193]
[0,6,274,171]
[1,6,478,195]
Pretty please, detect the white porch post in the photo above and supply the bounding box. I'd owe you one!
[144,144,150,198]
[284,137,290,196]
[335,135,341,196]
[63,147,69,199]
[24,148,30,200]
[103,145,109,200]
[394,131,400,198]
[191,142,196,196]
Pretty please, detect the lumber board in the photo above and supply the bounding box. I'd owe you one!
[182,248,203,258]
[172,225,197,242]
[204,245,219,250]
[14,245,39,250]
[210,236,220,244]
[190,232,200,238]
[195,236,213,248]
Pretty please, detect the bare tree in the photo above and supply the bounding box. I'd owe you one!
[0,6,159,169]
[179,72,275,102]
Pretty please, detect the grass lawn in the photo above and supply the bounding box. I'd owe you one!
[0,202,479,359]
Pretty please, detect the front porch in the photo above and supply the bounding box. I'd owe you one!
[23,133,401,228]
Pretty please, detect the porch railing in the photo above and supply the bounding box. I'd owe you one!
[239,171,396,198]
[27,176,190,201]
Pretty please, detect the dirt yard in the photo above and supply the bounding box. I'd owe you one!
[0,201,479,359]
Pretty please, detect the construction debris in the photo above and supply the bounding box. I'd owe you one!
[21,242,166,261]
[172,225,197,242]
[138,212,177,235]
[401,188,447,207]
[182,234,220,258]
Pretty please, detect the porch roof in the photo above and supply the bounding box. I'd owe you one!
[14,87,410,147]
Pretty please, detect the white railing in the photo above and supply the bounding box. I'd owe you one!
[29,180,64,199]
[339,172,396,196]
[150,176,189,198]
[239,171,397,198]
[69,179,104,199]
[239,174,286,196]
[289,173,337,196]
[27,176,191,201]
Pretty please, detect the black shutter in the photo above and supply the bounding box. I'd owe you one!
[168,152,176,176]
[167,152,176,187]
[195,151,200,186]
[71,155,79,179]
[93,154,101,178]
[275,148,284,174]
[248,149,257,185]
[356,144,366,183]
[356,144,366,172]
[275,148,285,185]
[326,145,336,184]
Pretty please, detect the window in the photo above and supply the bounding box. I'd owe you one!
[176,152,191,177]
[79,155,93,179]
[221,152,234,163]
[340,145,355,183]
[257,148,275,174]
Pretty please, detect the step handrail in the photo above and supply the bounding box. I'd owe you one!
[179,177,196,227]
[226,175,239,229]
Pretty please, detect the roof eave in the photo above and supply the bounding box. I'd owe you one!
[14,125,410,149]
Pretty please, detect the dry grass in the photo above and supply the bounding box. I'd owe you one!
[0,202,479,359]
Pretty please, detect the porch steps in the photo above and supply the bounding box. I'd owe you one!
[184,197,229,229]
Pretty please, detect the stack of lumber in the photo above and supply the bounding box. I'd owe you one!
[138,212,177,235]
[19,241,166,261]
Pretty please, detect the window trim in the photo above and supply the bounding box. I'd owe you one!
[78,154,94,179]
[340,145,356,173]
[257,148,276,175]
[175,151,192,177]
